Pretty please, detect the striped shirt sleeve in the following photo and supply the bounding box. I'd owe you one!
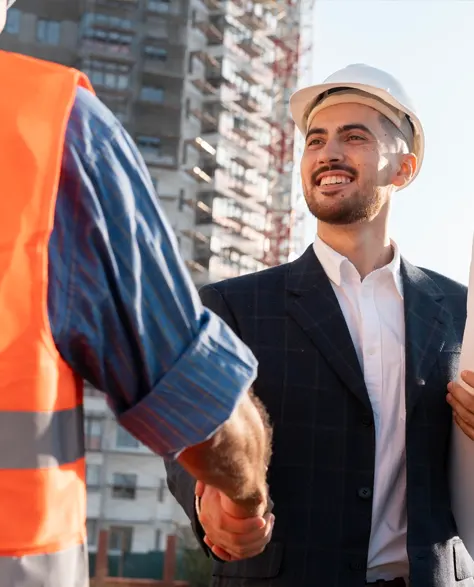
[47,87,257,458]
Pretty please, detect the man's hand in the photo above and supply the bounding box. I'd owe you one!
[447,370,474,439]
[196,482,274,562]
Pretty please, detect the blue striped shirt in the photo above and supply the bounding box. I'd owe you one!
[48,87,257,459]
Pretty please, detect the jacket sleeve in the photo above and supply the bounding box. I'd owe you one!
[165,283,243,553]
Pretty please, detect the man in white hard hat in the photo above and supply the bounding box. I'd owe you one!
[166,64,474,586]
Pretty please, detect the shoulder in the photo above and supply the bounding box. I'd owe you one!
[200,262,291,299]
[418,266,467,319]
[418,266,467,295]
[65,86,124,157]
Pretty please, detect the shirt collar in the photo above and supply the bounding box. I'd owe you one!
[313,235,403,298]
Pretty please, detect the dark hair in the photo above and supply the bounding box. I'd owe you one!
[378,114,414,153]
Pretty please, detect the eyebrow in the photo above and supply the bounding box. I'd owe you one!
[305,123,375,140]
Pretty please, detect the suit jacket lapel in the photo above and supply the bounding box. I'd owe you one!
[286,246,371,410]
[402,258,450,420]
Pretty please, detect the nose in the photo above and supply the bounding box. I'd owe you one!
[317,138,344,166]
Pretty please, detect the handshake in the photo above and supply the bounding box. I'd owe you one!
[175,389,275,561]
[195,480,275,562]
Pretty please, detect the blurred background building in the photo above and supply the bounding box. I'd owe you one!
[0,0,310,559]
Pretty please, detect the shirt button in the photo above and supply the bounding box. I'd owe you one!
[361,414,373,427]
[367,347,376,356]
[349,560,365,571]
[357,487,372,500]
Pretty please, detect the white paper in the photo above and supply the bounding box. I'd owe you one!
[450,234,474,556]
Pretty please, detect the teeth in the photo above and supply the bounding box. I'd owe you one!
[320,175,352,186]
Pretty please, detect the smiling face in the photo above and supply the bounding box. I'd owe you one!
[300,101,416,226]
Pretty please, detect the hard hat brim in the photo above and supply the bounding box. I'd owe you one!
[290,81,425,187]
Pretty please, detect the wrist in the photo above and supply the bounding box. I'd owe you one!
[222,484,268,517]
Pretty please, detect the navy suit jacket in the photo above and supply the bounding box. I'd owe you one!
[166,246,473,587]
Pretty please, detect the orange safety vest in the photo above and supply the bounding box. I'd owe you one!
[0,50,94,586]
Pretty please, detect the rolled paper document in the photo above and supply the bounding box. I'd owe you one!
[450,234,474,556]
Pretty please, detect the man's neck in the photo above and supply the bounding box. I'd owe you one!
[317,220,393,281]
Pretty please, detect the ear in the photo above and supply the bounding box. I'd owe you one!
[392,153,417,189]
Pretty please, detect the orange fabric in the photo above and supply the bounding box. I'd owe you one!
[0,51,93,555]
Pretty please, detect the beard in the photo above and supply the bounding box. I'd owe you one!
[303,181,385,226]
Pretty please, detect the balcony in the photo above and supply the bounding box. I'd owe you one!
[236,39,264,59]
[237,68,259,87]
[194,21,224,44]
[185,166,213,184]
[191,108,219,133]
[142,57,184,78]
[192,50,220,69]
[84,0,139,13]
[137,139,179,170]
[136,96,182,114]
[79,39,135,64]
[235,11,267,32]
[134,112,180,139]
[82,13,136,34]
[202,0,224,10]
[185,259,208,274]
[236,92,260,113]
[146,0,187,21]
[191,78,219,96]
[229,177,265,201]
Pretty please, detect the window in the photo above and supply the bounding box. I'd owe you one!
[116,425,140,449]
[157,478,167,502]
[178,189,185,212]
[140,86,165,103]
[112,473,137,499]
[136,136,161,159]
[84,417,103,450]
[5,8,20,34]
[148,0,171,13]
[83,12,132,31]
[81,15,133,58]
[87,519,98,547]
[81,59,130,90]
[86,464,101,490]
[37,19,60,45]
[109,526,133,552]
[143,45,168,61]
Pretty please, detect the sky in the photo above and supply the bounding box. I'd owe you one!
[295,0,474,284]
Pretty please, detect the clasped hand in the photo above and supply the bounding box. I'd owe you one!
[195,481,274,562]
[447,370,474,439]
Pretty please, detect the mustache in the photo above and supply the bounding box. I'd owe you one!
[311,164,358,185]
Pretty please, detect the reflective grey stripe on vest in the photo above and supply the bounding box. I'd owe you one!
[0,407,85,469]
[0,542,88,587]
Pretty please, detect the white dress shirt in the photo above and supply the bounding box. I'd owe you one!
[313,236,408,582]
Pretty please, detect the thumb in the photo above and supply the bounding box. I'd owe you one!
[219,492,266,520]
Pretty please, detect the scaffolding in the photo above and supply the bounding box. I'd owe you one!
[260,0,300,267]
[185,0,314,281]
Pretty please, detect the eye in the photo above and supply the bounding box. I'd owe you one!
[307,138,323,147]
[347,134,366,142]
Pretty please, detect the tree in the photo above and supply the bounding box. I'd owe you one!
[176,525,212,587]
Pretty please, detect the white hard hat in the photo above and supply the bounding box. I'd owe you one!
[290,63,425,186]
